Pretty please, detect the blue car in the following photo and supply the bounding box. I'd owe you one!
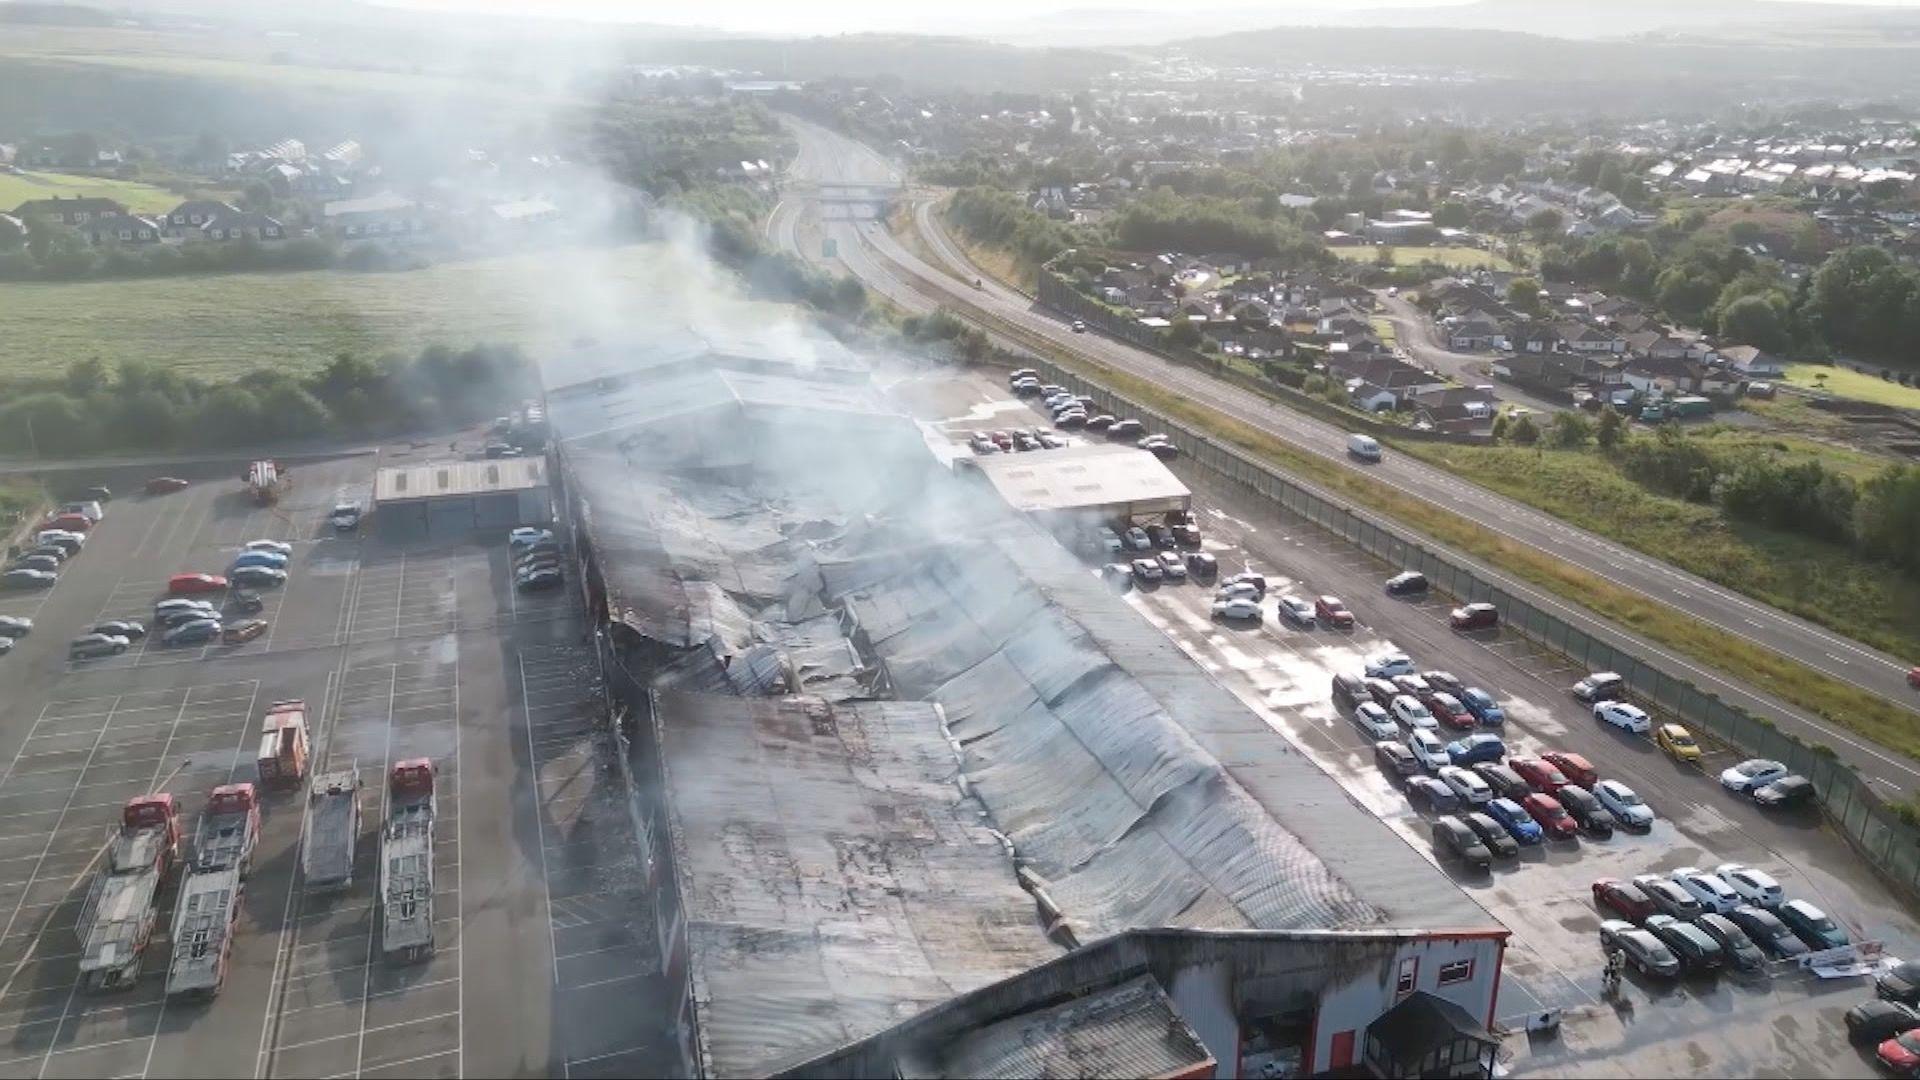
[1460,687,1505,726]
[161,619,222,647]
[1447,733,1506,766]
[230,550,288,571]
[1486,797,1544,844]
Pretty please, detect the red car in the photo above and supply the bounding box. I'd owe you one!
[1592,877,1656,921]
[1421,691,1476,730]
[1510,756,1571,794]
[1909,666,1920,690]
[146,477,190,495]
[1523,793,1579,839]
[1541,751,1598,789]
[168,573,228,594]
[1880,1030,1920,1074]
[1450,602,1499,630]
[1314,595,1355,629]
[45,512,92,533]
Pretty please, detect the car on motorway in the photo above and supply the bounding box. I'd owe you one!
[1458,688,1505,727]
[1847,1000,1920,1045]
[1461,812,1519,859]
[1211,597,1262,622]
[221,619,269,644]
[517,568,564,592]
[231,566,287,588]
[1425,693,1476,731]
[1656,724,1702,764]
[1643,914,1723,972]
[1332,673,1369,711]
[1694,913,1766,970]
[1572,671,1626,703]
[1347,433,1383,462]
[1521,793,1579,840]
[3,569,55,589]
[1754,775,1816,808]
[1555,785,1615,837]
[1726,905,1807,958]
[1879,961,1920,1006]
[91,620,144,640]
[145,477,190,495]
[1408,730,1449,771]
[68,633,130,659]
[1594,700,1652,734]
[1472,763,1531,802]
[1389,695,1436,731]
[1509,757,1570,795]
[1430,816,1491,870]
[1595,780,1655,829]
[1449,602,1499,630]
[168,573,227,594]
[1539,751,1596,789]
[1446,733,1506,767]
[1484,798,1543,844]
[1384,571,1429,596]
[1314,596,1354,629]
[1155,551,1187,582]
[1365,651,1415,678]
[1353,702,1398,740]
[230,550,289,571]
[1632,875,1704,920]
[1593,877,1657,921]
[1374,741,1420,778]
[0,616,30,638]
[1437,765,1493,806]
[1392,673,1432,698]
[1183,552,1217,581]
[1405,776,1461,814]
[1911,665,1920,690]
[1879,1030,1920,1075]
[1070,319,1086,332]
[1720,758,1790,794]
[1671,868,1742,913]
[11,554,60,574]
[1778,899,1849,951]
[161,619,221,646]
[1599,920,1682,979]
[1363,677,1401,709]
[1713,864,1784,908]
[1276,594,1315,627]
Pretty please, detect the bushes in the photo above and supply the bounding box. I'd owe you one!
[1112,188,1325,263]
[947,186,1080,264]
[0,228,357,282]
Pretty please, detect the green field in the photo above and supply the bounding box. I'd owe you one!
[1333,245,1517,271]
[0,243,789,380]
[1784,362,1920,410]
[0,170,190,215]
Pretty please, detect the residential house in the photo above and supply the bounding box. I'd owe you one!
[1510,323,1561,354]
[486,197,561,232]
[75,214,162,245]
[11,196,129,228]
[160,199,242,240]
[1448,311,1504,351]
[200,209,286,242]
[1621,355,1704,396]
[1644,335,1690,361]
[1347,381,1399,413]
[1557,322,1628,355]
[322,192,428,239]
[1717,344,1785,377]
[1409,387,1497,433]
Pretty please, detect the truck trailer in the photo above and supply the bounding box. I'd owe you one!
[75,795,182,992]
[302,769,361,892]
[379,760,436,962]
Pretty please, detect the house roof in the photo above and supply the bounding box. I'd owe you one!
[373,457,546,503]
[899,975,1211,1080]
[1366,991,1496,1065]
[971,442,1190,515]
[12,196,126,217]
[322,192,414,217]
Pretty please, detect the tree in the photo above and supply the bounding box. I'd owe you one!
[63,357,109,399]
[1507,414,1540,446]
[0,215,21,252]
[1166,316,1202,349]
[1507,277,1543,314]
[1595,407,1626,452]
[1719,292,1791,353]
[1432,200,1470,228]
[1547,411,1593,449]
[1374,245,1396,269]
[1655,265,1722,324]
[1527,208,1564,237]
[1597,159,1626,196]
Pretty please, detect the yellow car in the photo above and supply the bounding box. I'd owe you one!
[1656,723,1701,764]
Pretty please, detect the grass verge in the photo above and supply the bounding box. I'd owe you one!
[1784,362,1920,410]
[1332,245,1516,271]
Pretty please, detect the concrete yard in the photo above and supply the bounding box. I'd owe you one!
[0,448,671,1078]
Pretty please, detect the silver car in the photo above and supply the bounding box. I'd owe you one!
[69,633,130,659]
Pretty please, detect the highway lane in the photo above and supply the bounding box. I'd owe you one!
[772,115,1920,795]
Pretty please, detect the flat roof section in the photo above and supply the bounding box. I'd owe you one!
[970,442,1191,516]
[372,458,546,504]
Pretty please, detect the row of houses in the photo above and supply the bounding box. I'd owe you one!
[7,195,286,246]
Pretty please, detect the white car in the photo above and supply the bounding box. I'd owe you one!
[1408,730,1449,771]
[1390,694,1437,731]
[1211,597,1262,622]
[1720,758,1790,793]
[1216,581,1261,602]
[1594,779,1655,830]
[1353,702,1398,739]
[509,527,552,546]
[1714,863,1784,907]
[1670,867,1741,913]
[230,566,288,587]
[1437,765,1493,805]
[154,598,216,616]
[1594,700,1651,734]
[1276,594,1315,627]
[243,539,293,555]
[1365,651,1416,678]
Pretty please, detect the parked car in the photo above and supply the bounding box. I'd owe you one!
[156,607,217,630]
[1572,671,1626,703]
[1169,522,1201,547]
[11,555,60,574]
[1484,798,1543,844]
[1425,693,1477,731]
[1632,875,1704,920]
[1314,596,1355,629]
[1714,864,1784,908]
[1393,673,1433,698]
[1131,558,1164,585]
[68,633,130,659]
[90,620,143,640]
[0,616,32,638]
[1431,816,1492,870]
[1437,765,1493,806]
[1184,552,1217,580]
[1123,527,1152,552]
[329,503,363,532]
[1139,437,1179,461]
[1331,673,1368,711]
[1877,1031,1920,1075]
[1670,868,1742,913]
[1644,914,1724,971]
[25,545,68,563]
[230,551,288,571]
[1725,905,1807,958]
[1216,581,1261,604]
[1879,960,1920,1006]
[1353,702,1398,740]
[81,486,111,502]
[1446,733,1506,767]
[1462,812,1519,859]
[1472,763,1531,802]
[1407,730,1450,771]
[3,569,56,589]
[0,637,11,656]
[45,513,91,533]
[1592,877,1657,921]
[1449,602,1499,630]
[231,566,287,588]
[1155,551,1187,582]
[168,573,227,594]
[1406,776,1461,814]
[1778,899,1849,951]
[1085,414,1115,430]
[517,568,564,591]
[1106,419,1145,440]
[1211,597,1262,622]
[1555,785,1615,838]
[1596,780,1655,829]
[1656,723,1702,764]
[1594,700,1652,734]
[1540,751,1597,789]
[1364,678,1401,709]
[1384,571,1428,596]
[1221,571,1267,597]
[221,619,269,644]
[1374,741,1420,778]
[1390,695,1436,731]
[1846,1000,1920,1045]
[1695,913,1766,970]
[228,589,264,614]
[1720,759,1790,794]
[1510,757,1570,795]
[35,531,82,554]
[1422,671,1465,697]
[1754,776,1815,808]
[145,477,190,495]
[244,539,294,556]
[1365,651,1415,678]
[1276,594,1315,627]
[161,619,222,646]
[1599,920,1683,978]
[154,598,216,617]
[1521,793,1579,840]
[1459,688,1505,726]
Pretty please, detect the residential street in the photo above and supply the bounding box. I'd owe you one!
[1372,290,1568,416]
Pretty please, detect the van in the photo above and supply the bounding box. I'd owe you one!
[1347,434,1382,462]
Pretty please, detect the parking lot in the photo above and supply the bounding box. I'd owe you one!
[901,366,1920,1077]
[0,451,667,1078]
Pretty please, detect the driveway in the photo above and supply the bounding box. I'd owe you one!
[1374,290,1565,416]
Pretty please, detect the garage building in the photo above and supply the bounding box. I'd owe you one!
[967,441,1191,524]
[372,458,551,536]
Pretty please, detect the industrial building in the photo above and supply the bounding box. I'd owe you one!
[547,337,1507,1079]
[370,458,551,536]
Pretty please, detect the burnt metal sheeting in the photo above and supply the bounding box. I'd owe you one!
[898,974,1211,1080]
[655,692,1058,1080]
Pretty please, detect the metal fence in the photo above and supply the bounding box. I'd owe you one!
[1013,352,1920,899]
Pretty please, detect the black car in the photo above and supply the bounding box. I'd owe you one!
[1385,571,1430,596]
[1848,1000,1920,1045]
[517,568,564,591]
[1472,763,1531,802]
[1106,419,1145,441]
[1185,552,1218,581]
[1754,776,1815,808]
[1431,816,1492,870]
[1332,673,1369,711]
[1085,414,1116,431]
[1364,677,1401,709]
[1553,785,1616,838]
[83,486,112,502]
[91,620,144,640]
[1406,776,1460,814]
[1143,524,1174,549]
[1462,811,1520,859]
[1644,914,1724,971]
[11,555,59,574]
[25,545,68,563]
[1171,523,1202,548]
[1695,913,1767,970]
[1374,740,1420,778]
[1726,905,1808,959]
[228,590,264,614]
[1879,961,1920,1006]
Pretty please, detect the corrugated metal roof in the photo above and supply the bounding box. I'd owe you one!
[372,458,545,503]
[900,975,1211,1080]
[971,442,1190,514]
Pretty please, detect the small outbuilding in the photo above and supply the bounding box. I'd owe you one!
[372,458,550,536]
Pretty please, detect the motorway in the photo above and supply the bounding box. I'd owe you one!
[771,114,1920,796]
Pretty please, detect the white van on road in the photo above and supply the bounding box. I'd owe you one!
[1348,434,1382,462]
